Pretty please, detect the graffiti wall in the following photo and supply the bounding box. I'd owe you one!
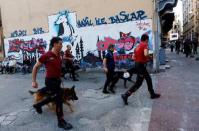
[4,34,50,62]
[4,10,153,68]
[77,19,153,67]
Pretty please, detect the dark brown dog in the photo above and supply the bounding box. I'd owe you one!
[111,67,136,88]
[29,86,78,112]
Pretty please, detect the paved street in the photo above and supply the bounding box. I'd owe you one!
[0,50,199,131]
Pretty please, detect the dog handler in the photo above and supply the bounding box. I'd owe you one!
[103,44,116,94]
[32,37,73,130]
[121,34,160,105]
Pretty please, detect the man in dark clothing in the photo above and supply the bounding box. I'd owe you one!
[32,37,73,130]
[102,44,116,94]
[175,40,181,54]
[193,39,198,54]
[184,39,192,58]
[121,34,160,105]
[170,41,175,52]
[22,56,31,74]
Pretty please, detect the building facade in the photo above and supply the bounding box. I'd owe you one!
[169,14,183,41]
[183,0,199,41]
[0,0,156,66]
[0,0,178,70]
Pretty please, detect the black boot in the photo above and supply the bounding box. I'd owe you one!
[58,119,73,130]
[109,87,115,94]
[121,94,128,105]
[102,89,110,94]
[73,78,79,81]
[151,93,161,99]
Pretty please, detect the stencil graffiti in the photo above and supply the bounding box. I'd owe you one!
[49,11,77,44]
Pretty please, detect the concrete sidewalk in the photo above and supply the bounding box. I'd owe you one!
[149,50,199,131]
[0,49,198,131]
[0,68,156,131]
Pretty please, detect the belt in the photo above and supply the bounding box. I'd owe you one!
[45,77,61,81]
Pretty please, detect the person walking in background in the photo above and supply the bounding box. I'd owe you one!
[175,39,181,54]
[193,38,198,54]
[184,39,192,58]
[121,34,160,105]
[63,45,79,81]
[170,41,175,52]
[102,44,116,94]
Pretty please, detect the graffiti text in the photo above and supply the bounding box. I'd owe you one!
[8,38,47,54]
[77,10,147,27]
[11,30,27,37]
[33,28,45,34]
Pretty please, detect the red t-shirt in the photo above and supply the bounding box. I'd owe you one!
[39,51,62,78]
[64,50,73,64]
[134,42,148,63]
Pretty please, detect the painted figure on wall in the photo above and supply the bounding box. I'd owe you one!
[54,11,77,44]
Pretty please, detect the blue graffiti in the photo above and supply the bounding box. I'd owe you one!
[77,10,147,27]
[33,28,45,34]
[95,17,107,25]
[77,17,94,27]
[11,30,27,37]
[109,10,147,24]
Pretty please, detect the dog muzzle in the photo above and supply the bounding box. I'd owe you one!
[123,72,130,79]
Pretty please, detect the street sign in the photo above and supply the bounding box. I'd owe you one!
[170,33,179,41]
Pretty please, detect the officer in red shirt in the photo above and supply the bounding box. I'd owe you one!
[121,34,160,105]
[63,45,79,81]
[32,37,73,130]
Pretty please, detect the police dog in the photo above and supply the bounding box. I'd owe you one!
[112,67,136,88]
[29,86,78,112]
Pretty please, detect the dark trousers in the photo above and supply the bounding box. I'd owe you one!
[193,47,197,54]
[125,62,155,96]
[103,70,115,91]
[37,78,64,121]
[65,63,76,80]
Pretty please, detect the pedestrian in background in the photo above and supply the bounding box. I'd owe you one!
[63,45,79,81]
[175,39,181,54]
[121,34,160,105]
[184,39,192,58]
[193,38,198,54]
[170,41,175,52]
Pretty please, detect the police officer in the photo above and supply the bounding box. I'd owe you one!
[121,34,160,105]
[103,44,116,94]
[32,37,73,130]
